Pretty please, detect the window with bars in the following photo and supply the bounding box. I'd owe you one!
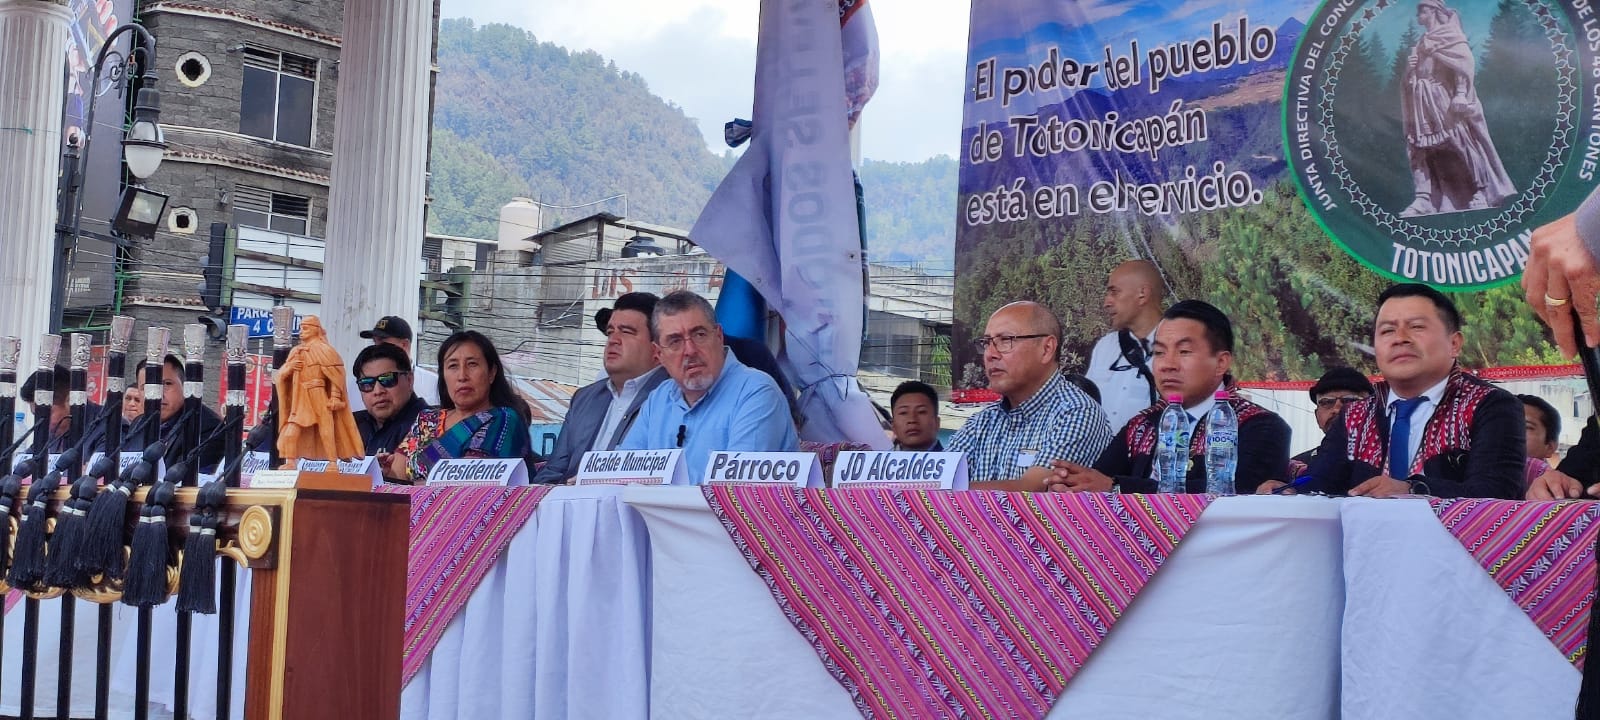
[233,186,311,236]
[239,46,317,146]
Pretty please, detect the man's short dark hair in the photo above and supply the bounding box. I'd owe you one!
[352,342,413,379]
[891,381,939,411]
[19,365,70,402]
[1518,394,1561,445]
[1162,300,1234,353]
[1377,283,1462,333]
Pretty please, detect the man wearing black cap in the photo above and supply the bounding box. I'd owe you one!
[533,292,669,484]
[1291,367,1375,469]
[347,315,439,410]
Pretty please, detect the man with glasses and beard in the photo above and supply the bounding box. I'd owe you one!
[618,290,798,483]
[1087,260,1166,432]
[351,342,430,462]
[949,301,1113,490]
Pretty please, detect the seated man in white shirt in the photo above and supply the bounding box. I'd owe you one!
[533,293,669,483]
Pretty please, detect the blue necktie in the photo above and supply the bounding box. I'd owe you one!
[1389,397,1426,478]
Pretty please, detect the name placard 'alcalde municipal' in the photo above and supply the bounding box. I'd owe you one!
[574,449,686,486]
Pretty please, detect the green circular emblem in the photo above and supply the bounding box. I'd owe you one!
[1284,0,1598,289]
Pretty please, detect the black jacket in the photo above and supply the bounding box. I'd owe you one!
[1094,396,1292,494]
[354,394,430,456]
[1306,371,1524,499]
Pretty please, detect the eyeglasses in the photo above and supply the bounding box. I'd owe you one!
[356,371,407,393]
[1315,394,1366,409]
[970,334,1047,354]
[657,326,717,353]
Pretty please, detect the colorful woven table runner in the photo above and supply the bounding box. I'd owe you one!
[1430,498,1600,669]
[378,484,551,684]
[706,486,1212,719]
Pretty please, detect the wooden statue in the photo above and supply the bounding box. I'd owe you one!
[274,316,364,465]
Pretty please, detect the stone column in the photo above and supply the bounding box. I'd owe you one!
[0,0,71,371]
[321,0,433,363]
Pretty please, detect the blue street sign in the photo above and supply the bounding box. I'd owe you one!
[228,306,302,338]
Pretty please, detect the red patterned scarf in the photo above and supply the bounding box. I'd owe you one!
[1126,393,1273,459]
[1341,369,1493,476]
[377,484,550,685]
[1431,498,1600,668]
[706,487,1212,719]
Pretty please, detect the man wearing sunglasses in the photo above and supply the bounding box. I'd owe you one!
[1290,367,1374,471]
[350,343,429,461]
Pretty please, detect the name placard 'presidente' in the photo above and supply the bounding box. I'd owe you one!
[701,452,822,488]
[832,451,970,490]
[574,449,686,486]
[427,458,529,487]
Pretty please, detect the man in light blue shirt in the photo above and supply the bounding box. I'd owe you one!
[619,290,798,482]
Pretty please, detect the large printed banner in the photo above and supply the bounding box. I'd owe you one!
[954,0,1600,382]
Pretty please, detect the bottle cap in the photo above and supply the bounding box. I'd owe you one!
[1166,394,1182,403]
[1214,390,1229,399]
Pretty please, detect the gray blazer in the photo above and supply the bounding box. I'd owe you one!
[533,367,668,484]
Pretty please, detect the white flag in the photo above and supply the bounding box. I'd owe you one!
[690,0,887,449]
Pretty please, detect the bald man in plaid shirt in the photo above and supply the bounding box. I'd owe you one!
[950,302,1113,491]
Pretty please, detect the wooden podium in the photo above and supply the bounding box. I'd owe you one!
[238,479,409,719]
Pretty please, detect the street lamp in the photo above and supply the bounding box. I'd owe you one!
[51,23,167,332]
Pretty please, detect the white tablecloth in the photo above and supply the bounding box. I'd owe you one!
[622,490,1347,720]
[1339,498,1581,720]
[400,485,652,720]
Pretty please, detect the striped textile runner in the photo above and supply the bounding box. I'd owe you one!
[1430,498,1600,669]
[706,486,1212,719]
[378,484,551,685]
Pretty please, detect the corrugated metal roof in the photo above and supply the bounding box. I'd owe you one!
[510,376,579,424]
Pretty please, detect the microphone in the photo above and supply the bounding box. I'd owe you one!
[676,424,686,448]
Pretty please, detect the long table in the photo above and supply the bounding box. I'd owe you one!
[1,489,1587,719]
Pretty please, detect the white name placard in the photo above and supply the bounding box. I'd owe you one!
[250,469,301,489]
[702,451,822,488]
[832,451,969,490]
[574,449,686,486]
[240,451,271,486]
[13,453,62,476]
[298,456,383,487]
[85,452,168,479]
[427,458,529,486]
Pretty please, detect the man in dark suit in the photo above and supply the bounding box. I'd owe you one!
[533,292,669,483]
[1269,283,1525,499]
[1049,300,1291,494]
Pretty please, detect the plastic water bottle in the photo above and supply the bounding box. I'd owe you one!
[1156,394,1188,493]
[1205,390,1238,496]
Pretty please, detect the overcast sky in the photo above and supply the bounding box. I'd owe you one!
[440,0,971,163]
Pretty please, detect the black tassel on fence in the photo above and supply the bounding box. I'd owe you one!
[44,455,113,588]
[122,478,176,608]
[176,478,227,614]
[0,461,30,578]
[8,455,73,589]
[81,442,163,581]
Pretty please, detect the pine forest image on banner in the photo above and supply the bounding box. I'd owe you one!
[952,0,1600,383]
